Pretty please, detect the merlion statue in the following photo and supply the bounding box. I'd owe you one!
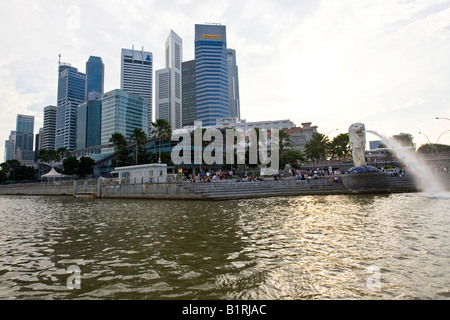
[348,123,366,167]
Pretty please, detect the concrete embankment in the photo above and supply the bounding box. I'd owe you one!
[2,174,445,200]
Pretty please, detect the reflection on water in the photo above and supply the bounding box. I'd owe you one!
[0,193,449,299]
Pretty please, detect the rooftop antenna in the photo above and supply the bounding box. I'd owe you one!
[58,54,61,66]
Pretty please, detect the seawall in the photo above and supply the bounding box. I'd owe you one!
[2,174,446,200]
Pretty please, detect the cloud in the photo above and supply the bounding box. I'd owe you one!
[1,0,450,161]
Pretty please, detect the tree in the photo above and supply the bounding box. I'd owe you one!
[279,130,291,152]
[37,149,60,167]
[109,132,128,167]
[280,149,306,169]
[77,156,95,178]
[417,143,450,153]
[130,127,148,165]
[0,160,35,182]
[329,133,351,162]
[62,155,79,177]
[57,147,71,161]
[304,133,330,164]
[152,119,172,163]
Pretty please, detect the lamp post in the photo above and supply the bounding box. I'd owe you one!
[436,117,450,121]
[436,130,450,145]
[326,129,338,138]
[419,132,433,153]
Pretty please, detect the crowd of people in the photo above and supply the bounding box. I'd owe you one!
[186,167,343,183]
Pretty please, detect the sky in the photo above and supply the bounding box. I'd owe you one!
[1,0,450,162]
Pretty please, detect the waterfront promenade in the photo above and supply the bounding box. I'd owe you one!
[1,173,449,200]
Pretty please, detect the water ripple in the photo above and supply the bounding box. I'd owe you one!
[0,193,449,299]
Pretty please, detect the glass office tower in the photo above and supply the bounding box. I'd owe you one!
[85,56,105,100]
[15,114,35,165]
[56,63,86,151]
[101,89,149,154]
[182,59,196,127]
[195,24,229,126]
[76,99,102,151]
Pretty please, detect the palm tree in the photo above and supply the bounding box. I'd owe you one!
[304,133,330,165]
[279,130,291,152]
[152,119,172,163]
[329,133,351,163]
[109,132,128,167]
[130,127,148,165]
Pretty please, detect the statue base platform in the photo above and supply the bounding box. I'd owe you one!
[341,170,390,193]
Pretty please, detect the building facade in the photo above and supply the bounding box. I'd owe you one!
[155,30,183,130]
[121,47,153,135]
[227,48,240,120]
[14,114,35,166]
[76,99,102,151]
[182,59,196,127]
[195,24,229,127]
[4,131,16,162]
[85,56,105,101]
[42,105,57,150]
[283,123,318,153]
[101,89,149,154]
[56,63,86,151]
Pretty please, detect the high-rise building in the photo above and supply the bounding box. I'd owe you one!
[156,30,183,129]
[85,56,105,101]
[195,24,229,126]
[4,131,15,162]
[42,105,57,150]
[76,99,102,151]
[15,114,35,165]
[121,47,153,135]
[56,61,86,151]
[101,89,149,154]
[227,48,240,120]
[35,128,43,160]
[182,59,196,127]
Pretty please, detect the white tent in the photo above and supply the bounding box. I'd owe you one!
[41,168,64,181]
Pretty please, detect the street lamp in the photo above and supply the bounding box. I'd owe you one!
[436,117,450,121]
[419,132,434,153]
[436,130,450,145]
[326,129,338,137]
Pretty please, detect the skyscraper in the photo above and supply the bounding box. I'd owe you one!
[155,30,183,129]
[195,24,229,126]
[121,47,153,134]
[85,56,105,101]
[101,89,149,154]
[42,105,57,150]
[4,131,16,162]
[182,59,196,127]
[76,99,102,151]
[15,114,35,166]
[227,48,240,120]
[56,61,86,151]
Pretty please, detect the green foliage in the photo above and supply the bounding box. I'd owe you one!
[77,156,95,178]
[417,143,450,153]
[0,159,35,183]
[329,133,351,160]
[280,149,306,168]
[109,132,128,167]
[152,119,172,162]
[304,133,330,164]
[130,127,149,165]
